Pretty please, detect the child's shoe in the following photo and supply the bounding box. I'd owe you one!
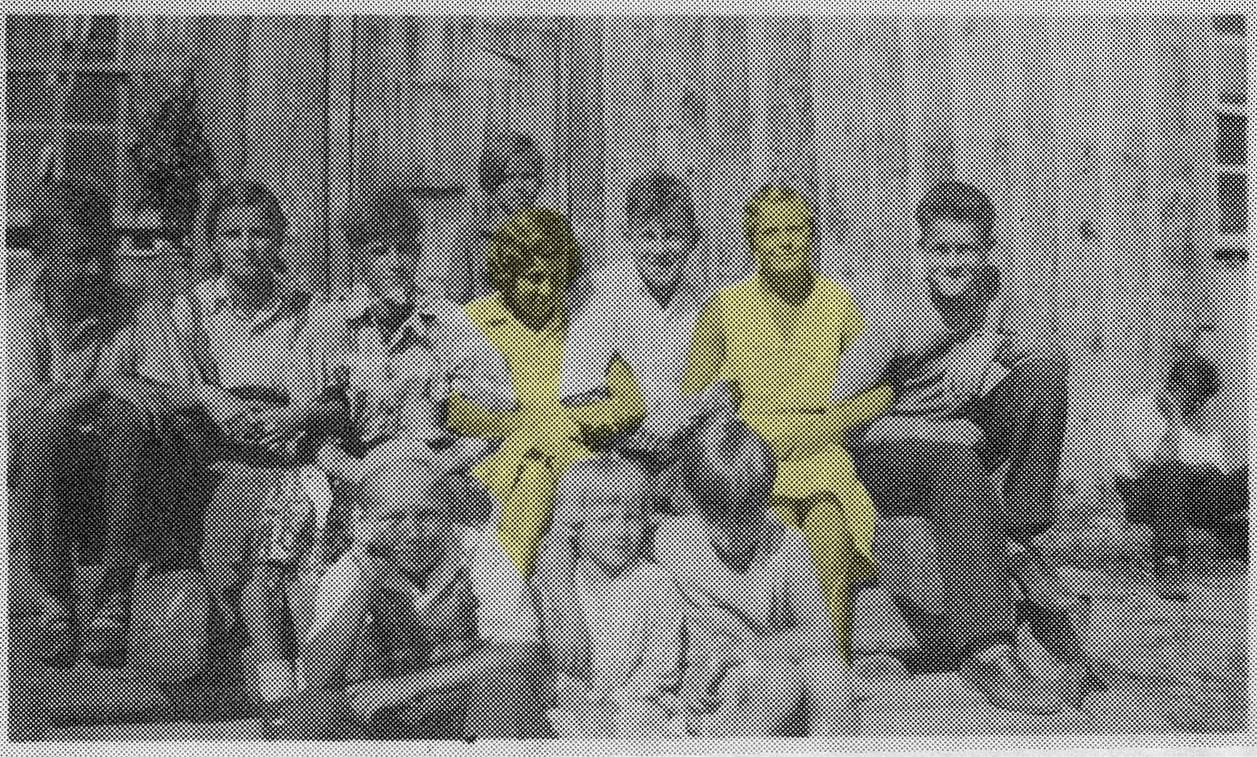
[36,609,78,669]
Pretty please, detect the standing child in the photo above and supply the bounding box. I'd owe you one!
[531,454,686,738]
[656,412,856,738]
[290,460,542,740]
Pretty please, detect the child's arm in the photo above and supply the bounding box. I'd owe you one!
[566,354,646,448]
[745,383,894,463]
[351,530,543,726]
[445,391,522,441]
[345,639,541,727]
[829,317,898,420]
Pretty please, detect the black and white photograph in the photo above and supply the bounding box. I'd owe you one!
[3,11,1251,745]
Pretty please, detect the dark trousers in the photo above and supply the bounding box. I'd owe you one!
[854,353,1069,657]
[9,394,157,615]
[1120,462,1250,562]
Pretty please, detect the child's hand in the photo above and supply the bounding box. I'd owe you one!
[254,404,307,454]
[317,442,363,485]
[349,535,414,600]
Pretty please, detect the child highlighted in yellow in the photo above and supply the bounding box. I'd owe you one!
[681,185,892,660]
[447,208,644,575]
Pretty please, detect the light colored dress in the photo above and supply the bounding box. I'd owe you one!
[681,271,893,656]
[453,292,594,575]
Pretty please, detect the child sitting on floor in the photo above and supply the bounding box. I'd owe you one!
[531,454,687,738]
[286,459,542,740]
[656,412,857,738]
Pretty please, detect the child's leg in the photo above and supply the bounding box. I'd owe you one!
[496,456,560,576]
[88,397,152,612]
[10,401,80,617]
[241,562,298,703]
[784,494,861,662]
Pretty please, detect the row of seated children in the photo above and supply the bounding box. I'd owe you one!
[10,153,1117,730]
[272,412,850,739]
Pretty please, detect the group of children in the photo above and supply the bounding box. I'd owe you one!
[9,152,871,739]
[17,130,1237,738]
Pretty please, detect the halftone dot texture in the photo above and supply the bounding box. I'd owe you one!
[7,12,1249,745]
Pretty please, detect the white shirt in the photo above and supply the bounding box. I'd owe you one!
[330,290,514,448]
[559,252,708,419]
[305,524,538,685]
[573,560,684,701]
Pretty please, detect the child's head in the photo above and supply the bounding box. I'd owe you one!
[479,128,544,222]
[204,181,287,292]
[916,180,996,300]
[346,184,426,311]
[682,412,776,552]
[1163,349,1221,418]
[29,180,117,304]
[623,172,699,296]
[488,207,581,330]
[353,460,455,581]
[557,454,650,577]
[744,185,813,277]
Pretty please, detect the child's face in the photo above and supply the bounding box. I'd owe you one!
[364,241,421,312]
[921,218,990,300]
[356,498,450,581]
[627,220,693,296]
[217,203,280,292]
[503,238,563,329]
[750,199,811,276]
[580,493,647,578]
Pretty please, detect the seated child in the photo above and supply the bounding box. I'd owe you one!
[531,454,686,738]
[316,183,513,520]
[289,459,541,740]
[656,412,856,738]
[168,181,348,704]
[8,180,170,668]
[1117,335,1249,579]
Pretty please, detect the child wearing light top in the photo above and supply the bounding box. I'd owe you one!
[657,412,856,738]
[169,181,347,704]
[447,208,644,576]
[531,454,686,738]
[559,173,718,511]
[315,184,514,534]
[286,459,542,740]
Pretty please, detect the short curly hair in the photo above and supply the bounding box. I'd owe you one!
[28,179,118,287]
[203,181,289,274]
[916,180,996,245]
[204,181,288,246]
[486,207,582,299]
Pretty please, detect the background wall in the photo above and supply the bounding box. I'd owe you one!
[7,13,1247,522]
